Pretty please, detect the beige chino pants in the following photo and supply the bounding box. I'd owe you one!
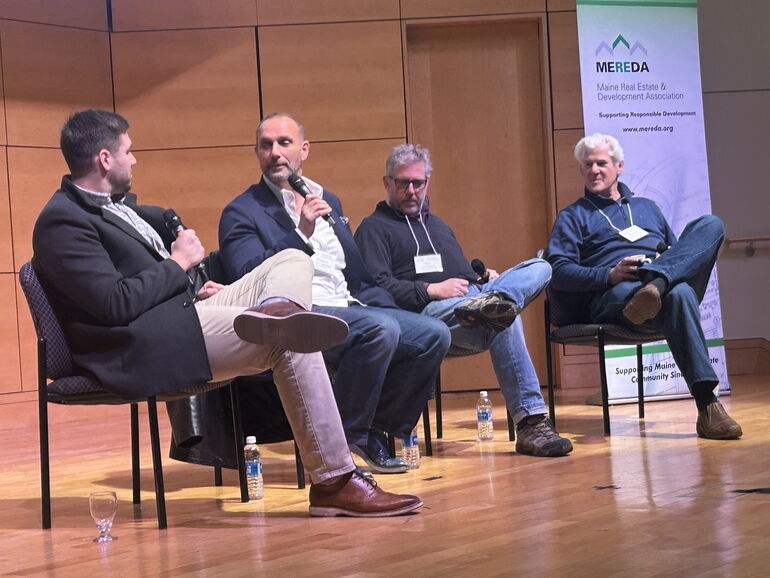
[195,249,354,483]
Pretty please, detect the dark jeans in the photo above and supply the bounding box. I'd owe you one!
[590,215,724,391]
[314,304,451,445]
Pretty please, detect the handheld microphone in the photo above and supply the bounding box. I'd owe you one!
[163,209,209,283]
[471,258,489,284]
[287,173,336,226]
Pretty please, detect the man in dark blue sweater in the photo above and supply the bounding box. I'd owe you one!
[546,133,741,440]
[356,144,572,458]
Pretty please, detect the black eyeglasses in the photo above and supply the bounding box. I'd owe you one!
[388,177,428,192]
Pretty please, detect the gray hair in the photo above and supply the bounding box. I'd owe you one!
[385,144,432,177]
[256,112,305,140]
[574,133,624,164]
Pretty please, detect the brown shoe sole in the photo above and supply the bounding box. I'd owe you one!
[308,500,423,517]
[234,310,349,353]
[622,284,662,325]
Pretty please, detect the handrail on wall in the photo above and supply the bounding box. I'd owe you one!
[725,235,770,257]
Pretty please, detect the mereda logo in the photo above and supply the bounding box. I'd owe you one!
[595,35,650,73]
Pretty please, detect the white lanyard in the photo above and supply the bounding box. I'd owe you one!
[405,210,440,256]
[584,196,634,233]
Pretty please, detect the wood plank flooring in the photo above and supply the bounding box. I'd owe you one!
[1,375,769,577]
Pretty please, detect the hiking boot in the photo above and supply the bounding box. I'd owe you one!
[454,291,520,331]
[696,402,743,439]
[516,415,573,457]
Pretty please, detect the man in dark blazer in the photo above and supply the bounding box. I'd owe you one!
[219,113,450,474]
[31,109,423,517]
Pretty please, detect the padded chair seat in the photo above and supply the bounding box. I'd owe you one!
[551,324,665,346]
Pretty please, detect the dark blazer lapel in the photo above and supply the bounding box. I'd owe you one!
[254,179,295,232]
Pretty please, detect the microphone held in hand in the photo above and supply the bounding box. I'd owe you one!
[287,173,336,226]
[162,209,209,283]
[471,258,489,284]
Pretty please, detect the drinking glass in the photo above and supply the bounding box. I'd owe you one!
[89,491,118,543]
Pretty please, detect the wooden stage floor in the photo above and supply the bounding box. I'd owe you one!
[1,375,769,576]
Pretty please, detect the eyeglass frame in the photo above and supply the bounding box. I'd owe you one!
[386,176,429,192]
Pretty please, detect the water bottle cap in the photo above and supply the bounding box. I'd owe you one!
[246,435,257,444]
[480,390,488,397]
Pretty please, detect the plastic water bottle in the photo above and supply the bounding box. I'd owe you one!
[244,435,263,500]
[477,391,494,441]
[401,428,420,470]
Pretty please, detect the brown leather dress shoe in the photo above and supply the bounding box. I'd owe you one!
[308,471,423,517]
[234,301,348,353]
[696,401,743,439]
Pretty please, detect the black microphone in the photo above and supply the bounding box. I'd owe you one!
[471,258,489,284]
[287,173,336,226]
[656,241,669,254]
[163,209,209,283]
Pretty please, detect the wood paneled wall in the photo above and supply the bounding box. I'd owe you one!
[0,0,583,397]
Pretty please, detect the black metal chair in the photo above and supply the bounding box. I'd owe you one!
[18,261,243,529]
[543,288,665,435]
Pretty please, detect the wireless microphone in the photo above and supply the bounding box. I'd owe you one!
[163,209,209,283]
[471,258,490,284]
[287,173,336,226]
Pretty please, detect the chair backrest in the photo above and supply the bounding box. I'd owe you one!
[18,262,75,380]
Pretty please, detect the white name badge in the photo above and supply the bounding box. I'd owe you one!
[312,252,338,276]
[414,253,443,274]
[618,225,650,242]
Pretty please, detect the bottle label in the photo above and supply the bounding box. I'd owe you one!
[403,433,418,447]
[477,409,492,422]
[246,460,262,476]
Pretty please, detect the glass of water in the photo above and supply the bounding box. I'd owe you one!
[89,491,118,543]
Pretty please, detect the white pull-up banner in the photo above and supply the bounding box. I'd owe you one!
[575,0,729,402]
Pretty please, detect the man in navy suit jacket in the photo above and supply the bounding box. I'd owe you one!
[219,113,450,473]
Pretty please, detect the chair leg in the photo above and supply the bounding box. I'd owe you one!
[507,408,515,442]
[422,404,433,457]
[636,344,645,419]
[598,328,611,436]
[130,403,141,505]
[435,373,443,439]
[38,339,51,530]
[146,397,168,530]
[228,383,249,503]
[386,433,396,458]
[294,442,306,489]
[213,466,223,487]
[544,299,557,426]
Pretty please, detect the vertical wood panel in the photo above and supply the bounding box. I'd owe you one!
[405,18,549,390]
[15,276,36,392]
[112,28,260,149]
[0,149,12,272]
[549,11,582,130]
[259,21,405,143]
[257,0,399,25]
[401,0,544,19]
[553,128,584,211]
[130,146,259,253]
[0,274,21,394]
[547,0,576,11]
[0,0,107,30]
[111,0,257,32]
[0,38,6,146]
[8,148,68,268]
[303,139,405,230]
[0,21,112,147]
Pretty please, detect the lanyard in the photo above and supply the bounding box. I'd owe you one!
[404,208,440,257]
[584,197,635,234]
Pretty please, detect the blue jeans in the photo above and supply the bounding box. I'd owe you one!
[421,258,552,423]
[590,215,724,391]
[314,304,451,445]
